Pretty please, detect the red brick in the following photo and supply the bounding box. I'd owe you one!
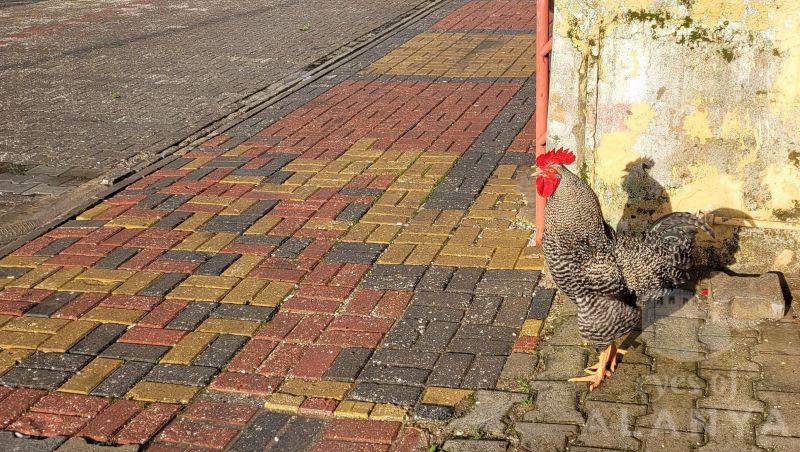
[0,388,46,428]
[344,290,383,315]
[311,440,389,452]
[115,403,181,445]
[330,264,370,288]
[258,343,306,377]
[126,236,184,250]
[0,287,53,303]
[102,228,143,246]
[395,427,427,452]
[79,226,123,245]
[119,249,164,270]
[79,400,144,442]
[290,344,341,379]
[12,236,55,256]
[303,262,343,286]
[223,243,275,256]
[297,284,351,301]
[255,312,303,340]
[201,134,231,147]
[0,300,33,316]
[512,335,538,353]
[107,194,148,205]
[139,299,189,328]
[32,392,109,417]
[323,419,402,444]
[177,203,225,214]
[285,314,333,343]
[122,209,166,219]
[209,372,281,396]
[281,296,341,314]
[9,412,89,436]
[119,327,187,347]
[183,401,257,427]
[317,330,382,348]
[0,386,13,402]
[46,253,102,267]
[299,397,338,415]
[268,217,305,236]
[227,339,277,373]
[101,295,162,310]
[374,291,412,318]
[248,267,306,282]
[295,228,343,239]
[93,204,131,220]
[159,418,239,450]
[45,226,97,239]
[52,292,106,319]
[328,315,394,333]
[298,239,334,261]
[62,243,118,257]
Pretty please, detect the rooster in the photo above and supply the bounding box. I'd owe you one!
[534,148,713,390]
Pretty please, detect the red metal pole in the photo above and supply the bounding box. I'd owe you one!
[534,0,551,245]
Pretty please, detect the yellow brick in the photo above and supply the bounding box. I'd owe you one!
[197,318,259,336]
[166,285,229,302]
[370,403,406,421]
[448,226,481,245]
[59,278,120,293]
[251,281,294,307]
[404,245,441,266]
[35,267,84,290]
[222,175,264,184]
[303,219,350,232]
[334,400,373,419]
[515,255,544,270]
[0,331,50,349]
[264,393,304,413]
[182,157,211,170]
[395,233,448,246]
[182,275,239,289]
[39,320,98,352]
[367,224,401,244]
[433,255,488,268]
[106,216,158,228]
[160,332,217,365]
[220,198,256,215]
[190,195,236,206]
[0,349,32,374]
[114,271,160,295]
[222,255,263,278]
[77,203,112,220]
[77,268,135,282]
[377,244,414,265]
[440,244,494,258]
[279,379,351,400]
[223,145,252,157]
[59,358,122,394]
[488,248,522,270]
[82,307,146,324]
[0,277,17,290]
[7,266,60,289]
[174,232,214,251]
[197,233,237,253]
[4,317,69,334]
[127,381,199,404]
[342,223,378,242]
[222,279,268,304]
[0,315,12,328]
[176,213,214,232]
[520,319,543,337]
[421,387,473,406]
[244,216,281,235]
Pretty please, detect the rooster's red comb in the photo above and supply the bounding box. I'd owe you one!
[536,147,575,167]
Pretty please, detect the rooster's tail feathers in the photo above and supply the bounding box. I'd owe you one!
[647,212,714,244]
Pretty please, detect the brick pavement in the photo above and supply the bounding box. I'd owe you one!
[0,1,549,450]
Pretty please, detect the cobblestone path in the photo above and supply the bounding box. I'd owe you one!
[0,1,548,450]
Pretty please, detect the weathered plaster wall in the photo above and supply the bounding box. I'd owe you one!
[548,0,800,272]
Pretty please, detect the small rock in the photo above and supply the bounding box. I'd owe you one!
[710,273,785,320]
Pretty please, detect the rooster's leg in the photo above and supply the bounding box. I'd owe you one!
[608,344,627,373]
[569,346,612,391]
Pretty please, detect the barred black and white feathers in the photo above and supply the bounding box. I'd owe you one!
[541,164,712,351]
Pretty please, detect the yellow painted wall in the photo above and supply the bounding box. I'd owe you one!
[548,0,800,272]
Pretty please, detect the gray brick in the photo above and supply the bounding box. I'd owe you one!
[418,266,455,292]
[100,343,169,362]
[265,171,293,184]
[199,216,252,233]
[462,355,506,389]
[233,411,293,452]
[271,416,326,452]
[91,361,154,397]
[69,323,126,355]
[415,321,458,352]
[95,247,140,269]
[60,220,107,229]
[34,237,80,256]
[381,319,421,348]
[362,264,426,291]
[323,347,373,381]
[405,305,464,323]
[0,267,29,278]
[19,352,92,371]
[448,338,514,356]
[455,324,518,342]
[0,367,72,390]
[464,295,502,324]
[242,200,278,217]
[428,353,473,387]
[139,272,188,297]
[273,237,312,258]
[145,364,218,386]
[528,288,556,320]
[494,296,531,328]
[193,335,248,368]
[446,268,484,293]
[25,291,79,317]
[350,382,421,405]
[412,291,471,309]
[370,349,439,369]
[135,194,169,210]
[359,364,430,386]
[161,250,212,262]
[0,430,66,451]
[210,304,275,321]
[336,203,371,221]
[156,195,192,211]
[154,211,192,229]
[167,302,217,330]
[195,253,241,276]
[235,234,287,246]
[339,188,384,197]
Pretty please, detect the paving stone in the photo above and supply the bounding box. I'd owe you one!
[350,382,421,406]
[515,422,579,452]
[270,415,327,451]
[145,364,218,386]
[167,302,217,330]
[699,335,761,372]
[25,292,80,317]
[362,265,427,291]
[19,352,92,372]
[642,354,706,389]
[100,343,169,363]
[464,295,502,325]
[161,250,212,262]
[56,437,138,452]
[493,296,532,328]
[442,439,508,452]
[753,322,800,355]
[446,268,483,293]
[415,403,454,421]
[696,410,764,451]
[637,386,704,433]
[757,390,800,437]
[428,353,473,388]
[524,381,585,425]
[0,367,71,390]
[91,361,155,398]
[195,253,241,276]
[0,431,66,451]
[359,364,430,386]
[382,319,420,349]
[577,401,646,450]
[698,369,764,413]
[752,353,800,392]
[415,321,459,352]
[407,306,464,324]
[193,334,248,368]
[34,237,81,257]
[462,355,506,389]
[449,390,525,436]
[527,287,556,319]
[496,353,537,392]
[324,347,374,381]
[533,345,588,381]
[139,273,189,297]
[586,362,650,405]
[634,427,704,451]
[418,266,455,292]
[413,291,472,310]
[231,411,293,451]
[69,324,126,355]
[273,237,312,258]
[94,248,140,270]
[710,273,786,320]
[210,304,275,321]
[370,349,439,369]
